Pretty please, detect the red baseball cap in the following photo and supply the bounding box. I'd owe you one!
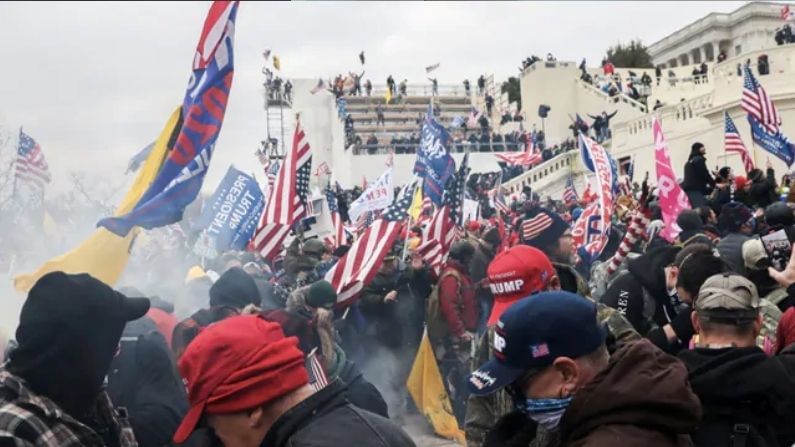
[486,245,555,326]
[173,315,308,443]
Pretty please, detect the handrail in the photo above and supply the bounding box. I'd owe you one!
[576,79,648,113]
[501,151,581,195]
[342,84,469,97]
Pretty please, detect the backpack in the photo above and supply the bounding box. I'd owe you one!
[426,269,464,344]
[691,402,778,447]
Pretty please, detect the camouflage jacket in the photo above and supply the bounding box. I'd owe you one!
[464,297,640,446]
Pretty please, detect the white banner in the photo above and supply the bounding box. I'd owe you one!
[348,168,394,222]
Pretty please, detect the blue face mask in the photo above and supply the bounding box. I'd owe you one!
[515,396,573,431]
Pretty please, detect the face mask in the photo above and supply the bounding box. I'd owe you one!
[515,396,573,431]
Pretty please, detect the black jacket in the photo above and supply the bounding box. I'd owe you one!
[108,317,188,447]
[338,360,389,419]
[681,154,715,195]
[261,380,416,447]
[749,168,778,209]
[600,246,681,335]
[679,346,795,447]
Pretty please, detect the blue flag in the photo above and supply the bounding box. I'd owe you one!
[579,133,619,193]
[99,1,239,236]
[414,104,455,205]
[748,115,795,166]
[193,166,265,252]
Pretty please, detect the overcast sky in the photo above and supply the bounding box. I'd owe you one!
[0,1,754,194]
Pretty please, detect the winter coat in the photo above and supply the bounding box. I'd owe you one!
[679,345,795,447]
[337,358,389,419]
[560,340,701,446]
[466,303,640,447]
[438,260,478,338]
[261,380,416,447]
[681,154,715,195]
[749,169,777,209]
[359,270,405,349]
[0,370,137,447]
[716,232,752,276]
[600,246,682,335]
[108,317,188,447]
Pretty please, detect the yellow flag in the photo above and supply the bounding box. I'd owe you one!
[14,107,181,292]
[406,331,466,445]
[409,186,423,220]
[273,55,281,71]
[385,87,392,105]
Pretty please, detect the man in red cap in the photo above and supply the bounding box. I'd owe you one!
[464,246,639,446]
[173,315,415,447]
[465,245,559,446]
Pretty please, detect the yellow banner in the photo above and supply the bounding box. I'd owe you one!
[406,331,466,445]
[14,107,181,292]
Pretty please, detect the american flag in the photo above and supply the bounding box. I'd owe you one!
[325,181,416,306]
[563,175,578,203]
[420,153,469,271]
[310,78,325,95]
[251,121,312,260]
[266,159,280,192]
[742,64,781,133]
[314,161,331,177]
[325,186,345,248]
[724,112,754,173]
[494,139,542,167]
[782,5,795,21]
[466,107,482,128]
[523,212,554,242]
[16,129,51,190]
[353,210,375,236]
[581,176,597,204]
[306,350,329,391]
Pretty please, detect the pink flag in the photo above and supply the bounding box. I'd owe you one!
[652,117,691,242]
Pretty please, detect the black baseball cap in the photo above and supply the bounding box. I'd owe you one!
[468,291,607,396]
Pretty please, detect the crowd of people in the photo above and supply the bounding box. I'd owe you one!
[6,134,795,447]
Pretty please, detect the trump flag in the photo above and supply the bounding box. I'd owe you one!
[99,1,239,235]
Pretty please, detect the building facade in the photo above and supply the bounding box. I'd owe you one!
[649,2,788,68]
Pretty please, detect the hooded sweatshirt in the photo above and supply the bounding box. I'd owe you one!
[560,340,702,447]
[678,346,795,447]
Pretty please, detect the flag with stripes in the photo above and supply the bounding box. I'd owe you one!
[306,350,329,392]
[325,181,416,307]
[742,64,781,133]
[419,153,469,269]
[494,139,542,167]
[251,121,312,260]
[522,212,553,241]
[314,161,331,177]
[724,112,754,173]
[563,175,578,203]
[325,186,345,249]
[15,129,51,191]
